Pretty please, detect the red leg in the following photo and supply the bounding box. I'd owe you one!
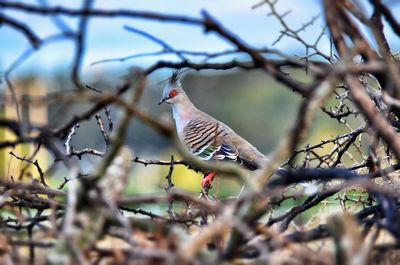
[201,172,217,187]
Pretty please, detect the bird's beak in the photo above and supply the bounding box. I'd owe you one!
[158,97,167,105]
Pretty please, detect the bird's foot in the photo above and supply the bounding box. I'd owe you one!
[201,172,217,188]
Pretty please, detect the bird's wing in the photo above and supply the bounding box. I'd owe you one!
[183,118,265,170]
[183,119,239,161]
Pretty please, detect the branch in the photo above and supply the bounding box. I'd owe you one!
[9,151,47,186]
[0,13,41,48]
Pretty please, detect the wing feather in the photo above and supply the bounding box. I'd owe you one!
[183,119,239,162]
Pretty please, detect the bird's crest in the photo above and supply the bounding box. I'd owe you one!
[169,69,182,87]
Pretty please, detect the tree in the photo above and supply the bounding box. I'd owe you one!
[0,0,400,264]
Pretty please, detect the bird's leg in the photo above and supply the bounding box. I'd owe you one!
[201,171,217,187]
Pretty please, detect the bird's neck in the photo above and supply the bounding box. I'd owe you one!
[171,97,197,131]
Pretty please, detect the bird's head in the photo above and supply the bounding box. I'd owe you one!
[158,70,186,105]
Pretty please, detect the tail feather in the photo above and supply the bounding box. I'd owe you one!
[238,157,261,171]
[275,167,288,177]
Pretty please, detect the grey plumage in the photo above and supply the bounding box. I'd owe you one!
[159,75,267,171]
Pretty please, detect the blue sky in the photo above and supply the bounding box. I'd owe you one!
[0,0,399,78]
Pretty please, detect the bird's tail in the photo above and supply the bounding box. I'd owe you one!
[275,167,289,177]
[239,157,260,171]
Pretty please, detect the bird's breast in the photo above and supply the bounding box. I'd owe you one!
[172,106,189,140]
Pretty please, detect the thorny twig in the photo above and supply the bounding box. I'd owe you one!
[9,151,47,187]
[3,0,400,264]
[165,155,175,219]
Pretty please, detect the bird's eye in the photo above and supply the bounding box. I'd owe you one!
[169,89,178,98]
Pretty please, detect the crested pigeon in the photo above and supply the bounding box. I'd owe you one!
[158,74,267,187]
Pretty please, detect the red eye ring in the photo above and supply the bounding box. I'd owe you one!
[169,89,178,98]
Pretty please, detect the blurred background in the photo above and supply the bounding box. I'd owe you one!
[1,0,399,198]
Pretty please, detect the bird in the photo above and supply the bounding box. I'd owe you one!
[158,72,267,187]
